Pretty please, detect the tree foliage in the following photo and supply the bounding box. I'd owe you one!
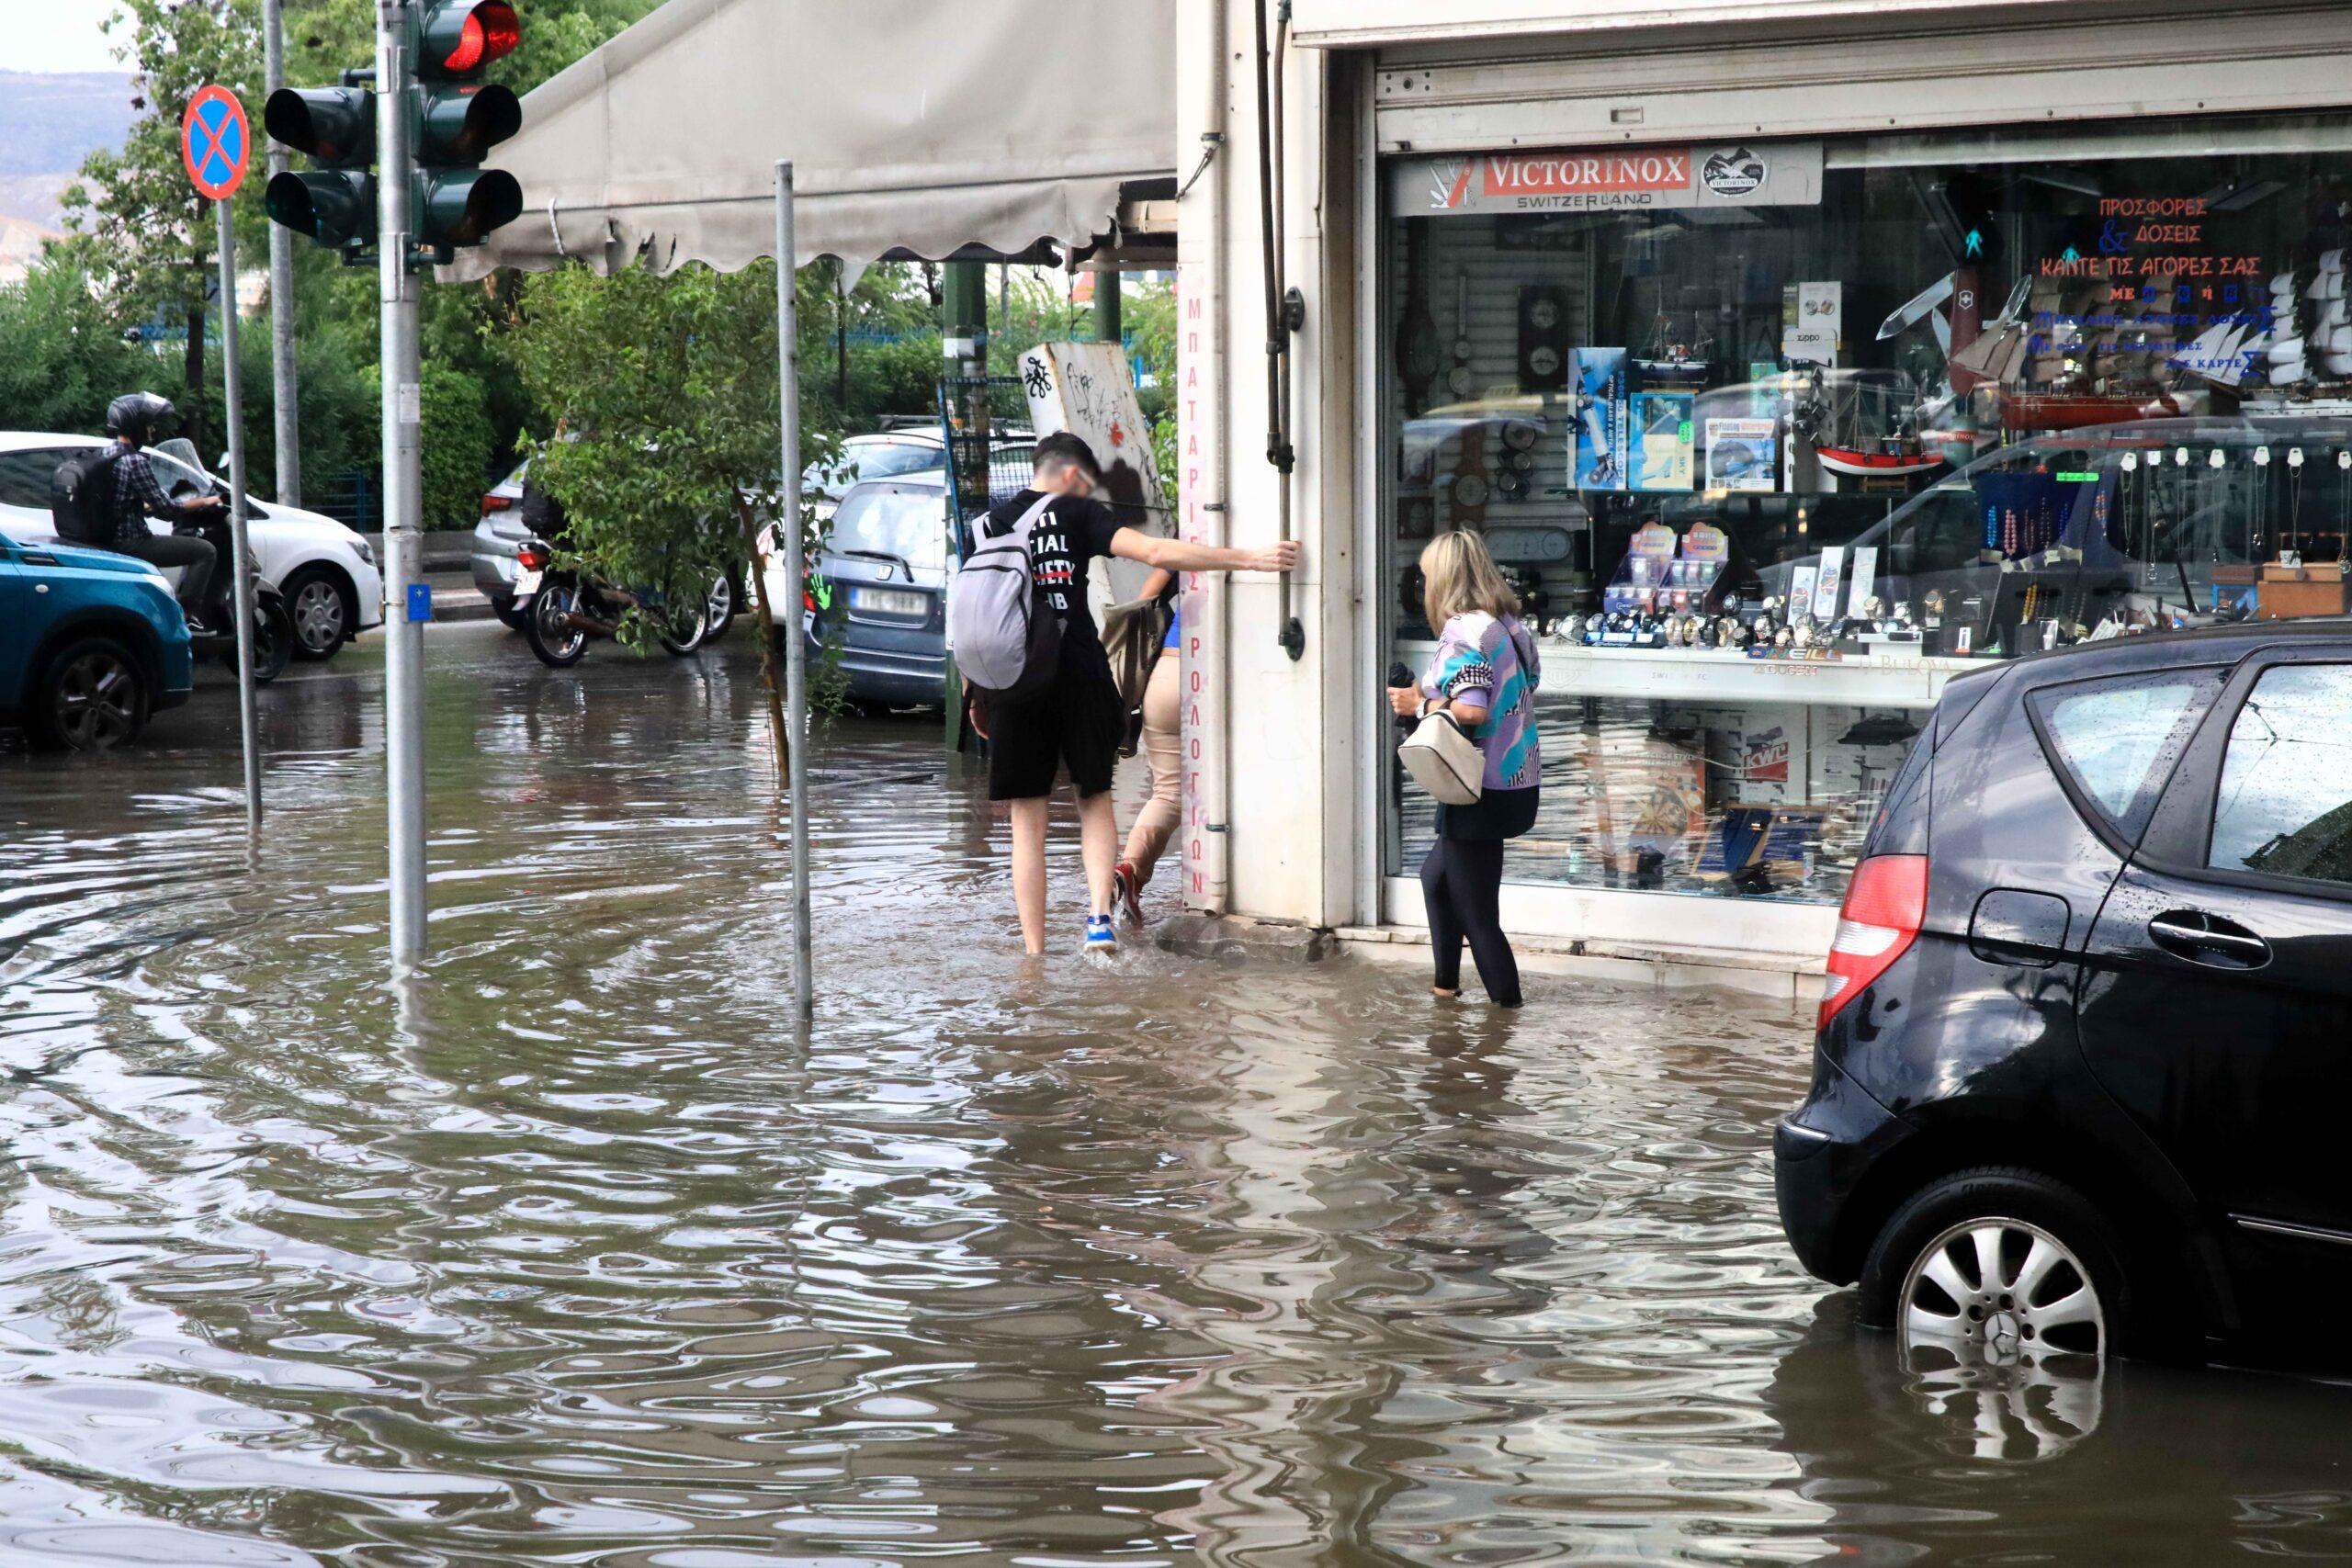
[0,244,172,434]
[506,259,841,644]
[62,0,261,456]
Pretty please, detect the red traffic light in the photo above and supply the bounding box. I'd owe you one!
[425,3,521,77]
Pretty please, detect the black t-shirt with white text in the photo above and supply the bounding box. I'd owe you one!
[977,489,1126,659]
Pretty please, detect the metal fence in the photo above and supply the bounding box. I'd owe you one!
[309,470,382,534]
[936,375,1036,560]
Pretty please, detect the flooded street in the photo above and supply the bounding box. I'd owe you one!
[1,624,2349,1565]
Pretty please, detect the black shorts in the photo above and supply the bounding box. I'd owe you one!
[986,654,1124,802]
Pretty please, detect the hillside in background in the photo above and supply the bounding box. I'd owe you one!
[0,71,136,229]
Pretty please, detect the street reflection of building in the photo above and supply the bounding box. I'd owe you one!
[1180,1,2352,978]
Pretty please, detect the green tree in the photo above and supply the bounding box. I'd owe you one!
[0,246,174,435]
[506,259,841,780]
[366,363,495,528]
[62,0,262,458]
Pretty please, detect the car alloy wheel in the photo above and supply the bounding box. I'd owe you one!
[705,573,734,636]
[52,649,143,750]
[1899,1215,2105,1362]
[288,574,347,656]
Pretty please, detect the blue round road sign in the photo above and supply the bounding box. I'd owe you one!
[182,85,251,201]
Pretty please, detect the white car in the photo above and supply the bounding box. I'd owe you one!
[0,431,385,660]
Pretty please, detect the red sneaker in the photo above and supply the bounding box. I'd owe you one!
[1112,861,1145,926]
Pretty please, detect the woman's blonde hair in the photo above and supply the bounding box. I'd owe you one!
[1419,530,1519,629]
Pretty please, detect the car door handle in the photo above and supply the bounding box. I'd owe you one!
[2148,910,2272,969]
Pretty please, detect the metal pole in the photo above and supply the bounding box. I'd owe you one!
[262,0,300,507]
[379,2,428,965]
[775,161,813,1022]
[216,199,262,831]
[1093,266,1123,346]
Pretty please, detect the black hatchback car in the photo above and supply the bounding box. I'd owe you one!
[1778,621,2352,1364]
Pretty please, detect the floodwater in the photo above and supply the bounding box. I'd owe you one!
[2,624,2350,1566]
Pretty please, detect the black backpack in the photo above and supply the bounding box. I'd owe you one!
[51,448,124,546]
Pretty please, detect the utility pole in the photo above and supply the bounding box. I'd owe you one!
[379,0,428,965]
[262,0,301,507]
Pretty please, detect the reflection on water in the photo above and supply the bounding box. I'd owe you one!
[0,627,2348,1564]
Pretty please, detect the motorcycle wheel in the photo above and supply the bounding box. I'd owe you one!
[526,582,589,668]
[659,593,711,657]
[229,593,294,684]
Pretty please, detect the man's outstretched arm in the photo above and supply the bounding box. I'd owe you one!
[1110,527,1299,575]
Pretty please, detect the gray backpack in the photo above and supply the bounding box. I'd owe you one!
[947,493,1061,701]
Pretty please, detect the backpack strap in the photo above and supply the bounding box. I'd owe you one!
[983,492,1057,548]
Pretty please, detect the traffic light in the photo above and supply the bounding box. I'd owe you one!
[264,84,377,261]
[410,2,525,261]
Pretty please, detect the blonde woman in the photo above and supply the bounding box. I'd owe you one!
[1386,532,1542,1007]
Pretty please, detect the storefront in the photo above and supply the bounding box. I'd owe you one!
[1174,0,2352,973]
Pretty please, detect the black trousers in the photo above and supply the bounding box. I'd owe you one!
[117,534,216,621]
[1419,835,1522,1008]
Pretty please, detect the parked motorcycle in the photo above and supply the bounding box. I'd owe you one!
[512,543,716,668]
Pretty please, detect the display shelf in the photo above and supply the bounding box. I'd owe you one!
[1397,640,1978,708]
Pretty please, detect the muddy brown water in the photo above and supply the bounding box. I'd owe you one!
[1,625,2348,1565]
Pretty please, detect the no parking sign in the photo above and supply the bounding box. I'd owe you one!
[182,85,251,201]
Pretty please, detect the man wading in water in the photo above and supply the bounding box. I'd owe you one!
[969,433,1298,955]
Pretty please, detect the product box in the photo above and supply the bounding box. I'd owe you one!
[1629,391,1695,491]
[1570,347,1629,491]
[1704,417,1778,491]
[1694,808,1775,882]
[1845,545,1880,618]
[1812,546,1846,621]
[2257,561,2352,620]
[1720,704,1809,807]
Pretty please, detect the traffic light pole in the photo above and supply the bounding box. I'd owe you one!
[262,0,301,508]
[379,1,429,965]
[775,161,812,1023]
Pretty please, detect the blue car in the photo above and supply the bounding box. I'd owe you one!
[0,531,194,750]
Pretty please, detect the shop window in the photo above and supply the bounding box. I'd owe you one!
[1380,118,2352,905]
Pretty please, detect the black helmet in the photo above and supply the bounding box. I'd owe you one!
[105,392,177,446]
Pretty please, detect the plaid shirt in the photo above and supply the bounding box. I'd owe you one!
[109,447,196,545]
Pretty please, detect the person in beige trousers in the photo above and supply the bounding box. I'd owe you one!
[1111,567,1183,924]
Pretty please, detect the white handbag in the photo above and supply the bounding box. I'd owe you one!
[1399,710,1485,806]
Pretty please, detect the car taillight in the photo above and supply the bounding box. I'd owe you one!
[481,494,514,515]
[516,547,548,570]
[1818,854,1928,1032]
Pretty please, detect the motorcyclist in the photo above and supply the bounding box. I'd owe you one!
[100,393,223,631]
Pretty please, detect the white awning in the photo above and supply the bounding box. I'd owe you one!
[451,0,1175,280]
[1290,0,2072,46]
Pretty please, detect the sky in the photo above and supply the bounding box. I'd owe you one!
[2,0,126,74]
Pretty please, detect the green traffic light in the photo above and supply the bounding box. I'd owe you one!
[414,167,523,249]
[266,169,378,252]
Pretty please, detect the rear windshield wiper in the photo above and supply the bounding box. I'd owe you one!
[834,548,917,581]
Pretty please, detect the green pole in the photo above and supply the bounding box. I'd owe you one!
[942,259,989,755]
[1093,267,1123,346]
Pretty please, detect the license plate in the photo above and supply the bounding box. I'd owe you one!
[849,586,928,617]
[513,569,542,596]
